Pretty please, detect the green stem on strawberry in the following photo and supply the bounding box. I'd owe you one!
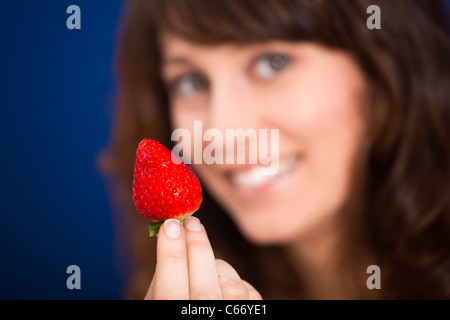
[148,215,192,237]
[149,221,164,237]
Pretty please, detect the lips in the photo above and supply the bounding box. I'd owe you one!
[227,155,300,193]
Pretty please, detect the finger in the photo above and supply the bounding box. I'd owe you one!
[153,219,189,299]
[144,275,156,300]
[215,259,249,300]
[242,280,263,300]
[184,217,222,300]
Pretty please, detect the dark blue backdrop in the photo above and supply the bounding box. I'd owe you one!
[0,1,126,299]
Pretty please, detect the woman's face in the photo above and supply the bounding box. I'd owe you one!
[160,32,367,244]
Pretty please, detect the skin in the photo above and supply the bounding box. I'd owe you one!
[145,217,262,299]
[145,32,368,299]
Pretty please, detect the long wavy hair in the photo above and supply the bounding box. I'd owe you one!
[101,0,450,299]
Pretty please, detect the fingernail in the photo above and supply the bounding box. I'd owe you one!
[164,219,181,238]
[185,216,202,232]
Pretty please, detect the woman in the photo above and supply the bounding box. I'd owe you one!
[102,0,450,299]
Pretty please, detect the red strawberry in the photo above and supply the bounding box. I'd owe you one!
[132,139,202,236]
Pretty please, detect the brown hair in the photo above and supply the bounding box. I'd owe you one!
[102,0,450,299]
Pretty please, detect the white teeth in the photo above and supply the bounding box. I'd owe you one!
[230,156,298,189]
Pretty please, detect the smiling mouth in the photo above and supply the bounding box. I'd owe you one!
[226,155,300,195]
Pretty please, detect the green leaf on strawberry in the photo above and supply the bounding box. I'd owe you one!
[148,221,164,237]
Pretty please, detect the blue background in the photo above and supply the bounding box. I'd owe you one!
[0,1,126,299]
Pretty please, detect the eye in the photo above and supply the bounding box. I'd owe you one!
[168,73,209,98]
[253,53,292,79]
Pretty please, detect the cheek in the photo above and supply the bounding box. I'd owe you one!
[169,106,206,163]
[290,65,364,223]
[270,52,365,190]
[170,105,199,133]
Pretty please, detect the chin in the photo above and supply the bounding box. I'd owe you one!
[227,207,311,246]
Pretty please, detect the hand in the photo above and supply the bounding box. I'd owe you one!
[144,217,262,300]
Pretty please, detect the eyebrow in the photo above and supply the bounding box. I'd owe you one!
[162,56,192,66]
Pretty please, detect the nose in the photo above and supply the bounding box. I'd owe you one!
[207,74,257,132]
[204,74,261,165]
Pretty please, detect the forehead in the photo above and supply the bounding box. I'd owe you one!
[158,30,309,63]
[158,30,235,58]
